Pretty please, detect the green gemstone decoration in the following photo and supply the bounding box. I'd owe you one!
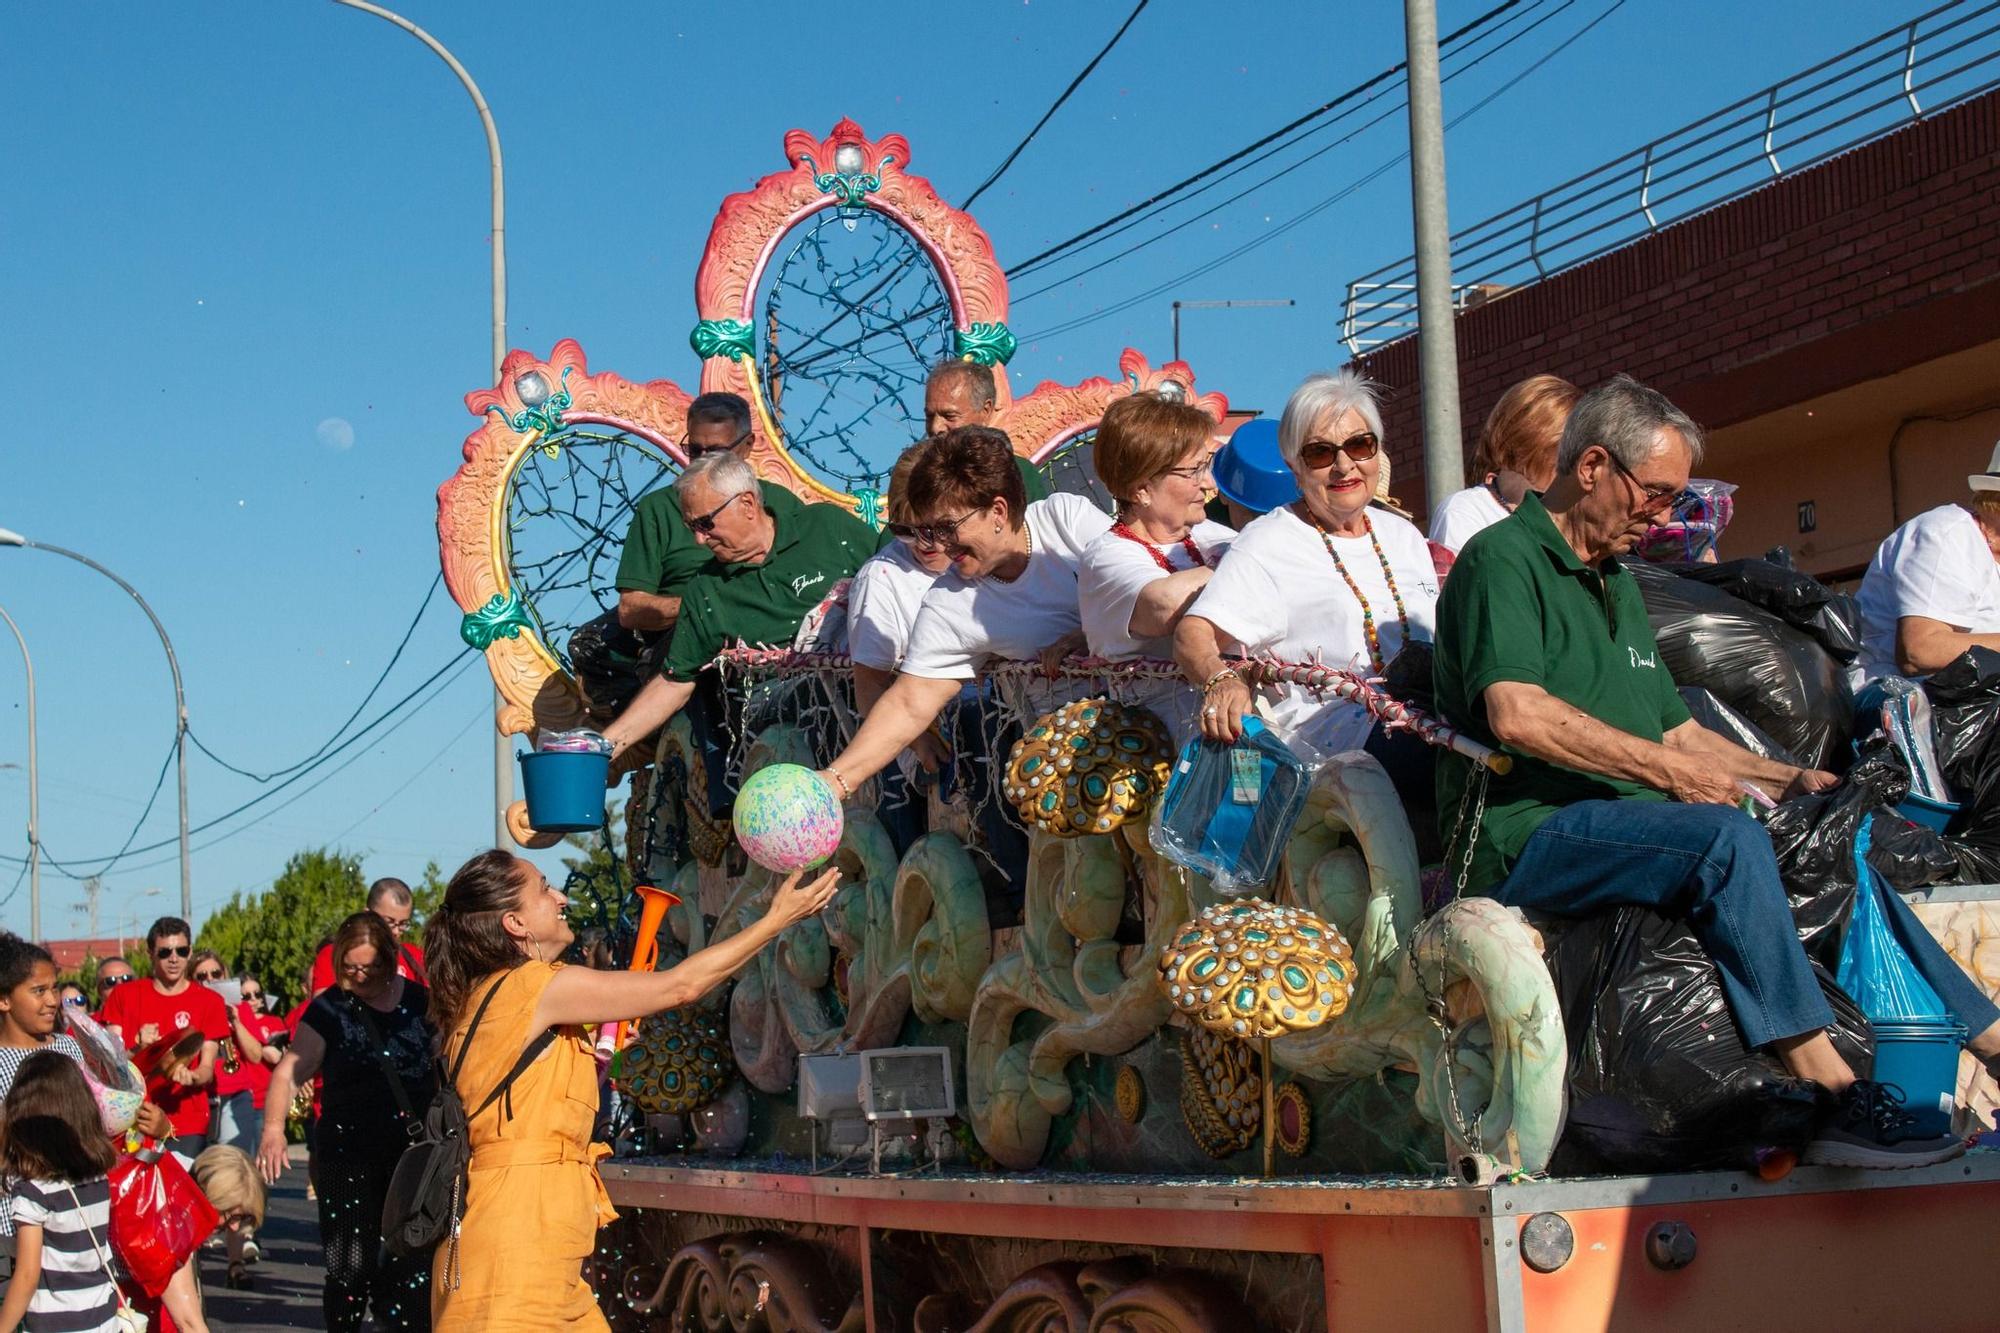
[1244,928,1271,943]
[1282,964,1311,990]
[484,365,573,444]
[460,590,537,650]
[1041,792,1059,812]
[689,318,756,362]
[1023,756,1043,775]
[1191,956,1220,980]
[1178,931,1203,948]
[954,321,1018,366]
[1234,986,1258,1012]
[1083,774,1109,801]
[1297,924,1322,939]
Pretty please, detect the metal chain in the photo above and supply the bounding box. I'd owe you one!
[1420,763,1493,1158]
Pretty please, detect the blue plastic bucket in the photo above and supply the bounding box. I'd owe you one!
[1896,792,1959,833]
[518,750,609,833]
[1871,1018,1964,1138]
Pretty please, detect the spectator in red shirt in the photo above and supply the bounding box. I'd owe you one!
[100,916,228,1167]
[307,878,426,993]
[190,952,283,1155]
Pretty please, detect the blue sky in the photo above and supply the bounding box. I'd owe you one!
[0,0,1911,944]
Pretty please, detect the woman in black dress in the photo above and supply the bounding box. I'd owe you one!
[257,911,436,1332]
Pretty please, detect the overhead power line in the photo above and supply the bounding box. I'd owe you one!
[961,0,1150,212]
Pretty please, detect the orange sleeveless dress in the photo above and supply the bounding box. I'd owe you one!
[431,961,616,1331]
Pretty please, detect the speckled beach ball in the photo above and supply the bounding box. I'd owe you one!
[732,762,844,872]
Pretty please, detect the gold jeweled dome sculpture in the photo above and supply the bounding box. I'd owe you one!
[1004,697,1173,838]
[1158,899,1355,1176]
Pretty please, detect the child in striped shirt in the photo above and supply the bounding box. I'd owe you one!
[0,1051,135,1333]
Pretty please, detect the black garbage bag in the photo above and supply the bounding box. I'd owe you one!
[1380,640,1435,714]
[1922,648,2000,880]
[1678,686,1800,766]
[1627,560,1853,771]
[1765,739,1960,965]
[1543,906,1873,1175]
[566,611,670,721]
[1670,558,1863,665]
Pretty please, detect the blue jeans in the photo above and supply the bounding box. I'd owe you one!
[210,1088,262,1155]
[1493,801,1999,1049]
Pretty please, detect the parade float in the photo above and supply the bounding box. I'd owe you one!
[436,120,2000,1332]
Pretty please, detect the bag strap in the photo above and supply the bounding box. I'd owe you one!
[443,967,560,1124]
[62,1183,135,1315]
[347,991,422,1138]
[445,971,516,1088]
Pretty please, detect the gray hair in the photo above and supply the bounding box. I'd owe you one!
[1555,374,1705,475]
[1277,369,1386,467]
[927,359,997,409]
[677,450,757,502]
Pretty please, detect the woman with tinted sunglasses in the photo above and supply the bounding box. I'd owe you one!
[1175,371,1443,830]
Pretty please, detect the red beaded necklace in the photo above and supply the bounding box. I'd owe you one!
[1111,521,1211,573]
[1308,507,1409,674]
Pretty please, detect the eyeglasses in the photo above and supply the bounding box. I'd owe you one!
[681,426,753,460]
[193,969,224,982]
[1160,454,1217,483]
[240,990,262,1003]
[154,946,190,960]
[377,915,414,935]
[884,521,919,544]
[98,973,132,988]
[1298,432,1380,469]
[682,490,747,535]
[62,996,87,1008]
[1602,449,1685,514]
[340,960,392,978]
[909,510,982,552]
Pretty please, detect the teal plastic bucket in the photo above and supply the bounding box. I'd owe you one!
[1896,792,1959,833]
[1871,1018,1964,1138]
[518,751,609,833]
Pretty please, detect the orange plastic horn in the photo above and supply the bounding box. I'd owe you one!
[617,883,682,1050]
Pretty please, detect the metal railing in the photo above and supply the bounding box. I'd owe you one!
[1341,0,2000,354]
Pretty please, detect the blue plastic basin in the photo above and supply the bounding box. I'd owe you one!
[1896,792,1959,833]
[519,750,609,833]
[1871,1018,1964,1139]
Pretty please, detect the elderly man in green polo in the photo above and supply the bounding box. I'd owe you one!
[1433,372,2000,1169]
[603,451,881,759]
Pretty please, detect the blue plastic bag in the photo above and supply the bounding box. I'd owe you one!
[1836,816,1948,1022]
[1150,716,1313,890]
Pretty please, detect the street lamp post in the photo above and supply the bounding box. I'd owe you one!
[331,0,514,847]
[0,530,190,922]
[0,603,38,941]
[1170,299,1296,363]
[1402,0,1465,513]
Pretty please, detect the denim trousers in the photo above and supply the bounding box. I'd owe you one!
[1494,800,1999,1049]
[210,1087,263,1155]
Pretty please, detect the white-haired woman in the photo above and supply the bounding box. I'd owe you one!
[1174,372,1441,829]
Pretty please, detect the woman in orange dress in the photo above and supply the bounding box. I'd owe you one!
[423,850,840,1331]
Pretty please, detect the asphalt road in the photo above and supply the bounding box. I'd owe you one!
[199,1163,323,1332]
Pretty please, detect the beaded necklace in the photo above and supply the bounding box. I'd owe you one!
[991,518,1034,584]
[1110,521,1211,573]
[1309,506,1409,673]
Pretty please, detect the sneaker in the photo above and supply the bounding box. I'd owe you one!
[241,1238,261,1265]
[1802,1080,1965,1169]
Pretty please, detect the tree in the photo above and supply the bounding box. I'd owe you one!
[408,861,447,947]
[199,849,366,1005]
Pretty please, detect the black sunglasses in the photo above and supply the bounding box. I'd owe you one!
[1298,432,1380,469]
[98,973,132,988]
[155,945,190,960]
[194,969,224,982]
[682,490,747,536]
[681,426,753,459]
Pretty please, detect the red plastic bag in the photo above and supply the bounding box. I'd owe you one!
[108,1150,220,1297]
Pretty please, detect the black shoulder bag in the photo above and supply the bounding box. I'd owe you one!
[367,971,556,1277]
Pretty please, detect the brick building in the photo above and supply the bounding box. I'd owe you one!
[1352,88,2000,580]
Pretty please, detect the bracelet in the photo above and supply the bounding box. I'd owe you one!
[825,766,853,800]
[1201,668,1239,694]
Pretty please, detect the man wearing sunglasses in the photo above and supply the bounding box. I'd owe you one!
[613,392,794,635]
[100,915,228,1165]
[1434,374,2000,1168]
[602,449,883,760]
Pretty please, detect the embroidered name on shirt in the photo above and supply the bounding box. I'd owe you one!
[1628,647,1658,669]
[791,572,826,597]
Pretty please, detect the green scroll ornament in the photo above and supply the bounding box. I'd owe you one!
[955,322,1018,367]
[689,318,756,362]
[461,590,537,650]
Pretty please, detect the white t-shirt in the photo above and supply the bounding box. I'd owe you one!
[1189,504,1439,754]
[1079,520,1238,660]
[1428,484,1511,553]
[846,542,943,671]
[899,493,1114,680]
[1856,503,2000,681]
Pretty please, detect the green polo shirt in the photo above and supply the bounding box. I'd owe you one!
[1016,453,1050,503]
[1432,493,1690,892]
[661,487,882,682]
[615,480,795,597]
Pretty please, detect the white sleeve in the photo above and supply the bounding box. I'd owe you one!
[896,595,981,680]
[1889,512,1990,626]
[1078,538,1163,655]
[1189,541,1287,651]
[1039,492,1115,560]
[1428,490,1492,552]
[845,557,907,671]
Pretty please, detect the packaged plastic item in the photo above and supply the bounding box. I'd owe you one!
[1627,559,1853,771]
[1150,716,1314,891]
[1875,677,1952,802]
[109,1149,221,1297]
[1634,479,1736,563]
[1543,905,1872,1175]
[537,728,612,755]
